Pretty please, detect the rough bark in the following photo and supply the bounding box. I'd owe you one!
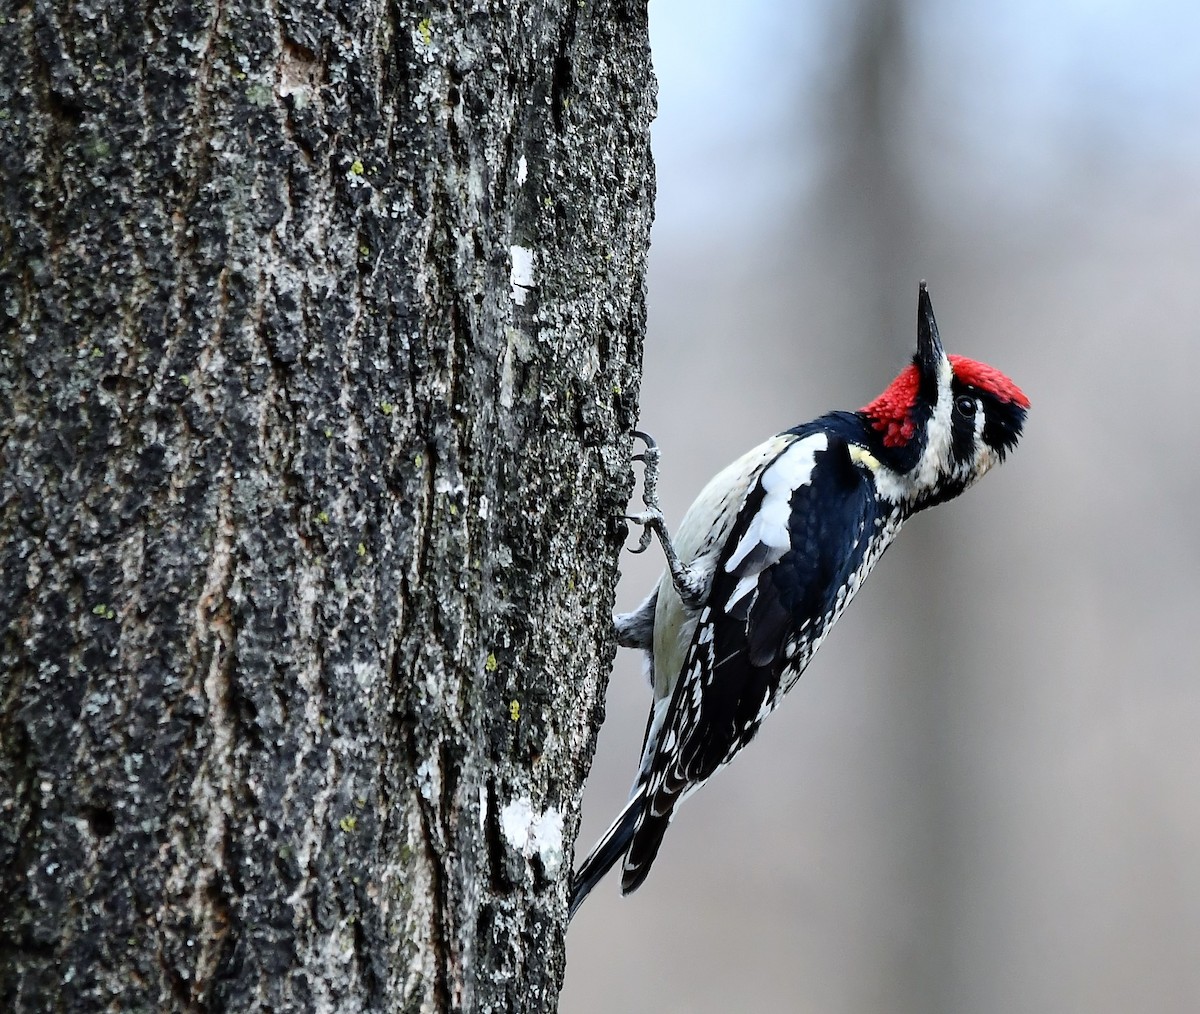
[0,1,655,1011]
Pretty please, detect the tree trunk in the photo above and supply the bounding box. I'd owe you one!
[0,1,655,1010]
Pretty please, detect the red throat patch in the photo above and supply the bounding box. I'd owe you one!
[947,355,1030,408]
[860,364,920,447]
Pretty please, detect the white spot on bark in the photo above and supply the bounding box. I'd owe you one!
[501,797,534,850]
[517,155,528,184]
[531,809,564,878]
[509,245,535,304]
[500,797,565,879]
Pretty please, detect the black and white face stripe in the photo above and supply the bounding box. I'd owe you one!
[909,379,1028,511]
[952,380,1028,470]
[949,389,982,468]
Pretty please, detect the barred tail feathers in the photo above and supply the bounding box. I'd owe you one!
[568,785,648,920]
[620,764,690,895]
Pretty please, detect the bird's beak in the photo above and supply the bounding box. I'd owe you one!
[916,281,945,377]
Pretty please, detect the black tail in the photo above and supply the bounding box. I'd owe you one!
[568,786,647,920]
[619,777,680,896]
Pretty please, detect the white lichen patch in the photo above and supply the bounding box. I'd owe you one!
[500,797,533,851]
[509,245,536,305]
[530,809,564,879]
[500,797,565,879]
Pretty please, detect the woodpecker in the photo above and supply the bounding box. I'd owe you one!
[569,283,1028,919]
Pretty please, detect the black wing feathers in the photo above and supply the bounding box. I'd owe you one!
[622,434,880,893]
[767,433,868,633]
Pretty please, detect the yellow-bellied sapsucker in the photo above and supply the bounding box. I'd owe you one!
[570,283,1029,919]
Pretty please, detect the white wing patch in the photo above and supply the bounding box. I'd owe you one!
[650,435,794,702]
[723,433,828,611]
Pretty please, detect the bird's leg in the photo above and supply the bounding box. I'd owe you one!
[624,431,707,610]
[613,589,657,650]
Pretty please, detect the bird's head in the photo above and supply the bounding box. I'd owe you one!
[859,283,1029,511]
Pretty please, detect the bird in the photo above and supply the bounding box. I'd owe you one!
[569,283,1029,919]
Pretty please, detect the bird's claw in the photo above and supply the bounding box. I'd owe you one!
[623,509,664,555]
[623,432,667,555]
[618,431,705,609]
[631,430,660,467]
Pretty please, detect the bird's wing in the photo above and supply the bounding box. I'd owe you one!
[621,432,883,892]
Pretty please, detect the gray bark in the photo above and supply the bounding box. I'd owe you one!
[0,1,655,1011]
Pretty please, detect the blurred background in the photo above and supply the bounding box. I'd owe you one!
[561,0,1200,1011]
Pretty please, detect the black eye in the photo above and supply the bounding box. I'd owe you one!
[955,395,977,417]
